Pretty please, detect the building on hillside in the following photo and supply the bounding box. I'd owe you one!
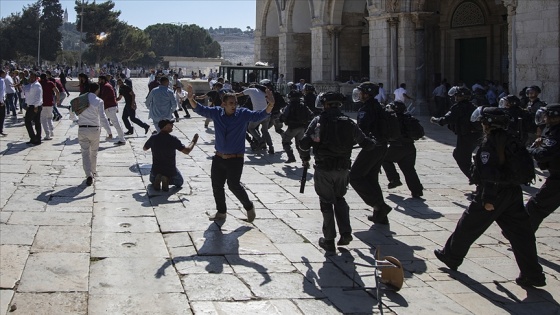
[64,8,68,23]
[255,0,559,104]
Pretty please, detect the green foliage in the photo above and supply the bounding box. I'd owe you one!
[144,23,221,58]
[39,0,64,61]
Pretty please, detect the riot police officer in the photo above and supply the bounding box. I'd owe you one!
[435,107,545,288]
[498,94,534,145]
[349,82,392,224]
[302,83,318,115]
[431,87,481,181]
[381,101,424,198]
[280,90,313,163]
[260,79,286,134]
[299,92,374,252]
[526,104,560,231]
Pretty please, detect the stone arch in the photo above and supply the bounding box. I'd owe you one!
[451,1,485,28]
[286,0,313,33]
[263,0,281,36]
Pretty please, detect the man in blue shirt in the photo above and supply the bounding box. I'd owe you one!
[186,84,274,223]
[145,76,176,132]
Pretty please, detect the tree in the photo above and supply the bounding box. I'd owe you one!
[39,0,64,61]
[74,0,120,64]
[145,23,221,58]
[105,22,153,64]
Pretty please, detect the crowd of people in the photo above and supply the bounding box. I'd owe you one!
[1,64,558,289]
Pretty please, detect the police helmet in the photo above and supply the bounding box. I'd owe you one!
[355,82,379,96]
[288,90,302,100]
[498,95,521,108]
[450,86,471,97]
[259,79,272,87]
[388,101,407,114]
[303,83,315,92]
[470,106,510,129]
[526,85,541,95]
[535,103,560,125]
[315,91,346,109]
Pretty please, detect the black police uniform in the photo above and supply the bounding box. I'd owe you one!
[300,105,374,249]
[527,120,560,231]
[349,97,391,221]
[432,99,481,181]
[280,94,313,163]
[436,125,545,286]
[303,93,318,115]
[504,105,534,146]
[382,112,424,197]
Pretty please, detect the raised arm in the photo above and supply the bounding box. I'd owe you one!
[180,133,199,155]
[186,85,198,109]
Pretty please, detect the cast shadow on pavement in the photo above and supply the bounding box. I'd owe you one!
[36,185,94,205]
[132,190,183,207]
[386,193,443,219]
[154,224,271,286]
[272,165,307,181]
[0,142,34,155]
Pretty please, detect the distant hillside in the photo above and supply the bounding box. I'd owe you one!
[211,33,255,66]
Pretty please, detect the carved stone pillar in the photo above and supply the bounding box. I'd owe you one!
[310,24,334,82]
[326,26,343,81]
[503,0,518,95]
[388,17,399,92]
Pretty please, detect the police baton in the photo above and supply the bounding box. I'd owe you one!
[299,164,309,193]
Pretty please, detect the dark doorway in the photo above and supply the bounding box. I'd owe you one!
[361,46,370,79]
[457,37,486,87]
[293,68,311,83]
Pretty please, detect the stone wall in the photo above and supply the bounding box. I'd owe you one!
[514,0,560,102]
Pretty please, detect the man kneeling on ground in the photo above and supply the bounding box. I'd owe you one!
[143,119,198,191]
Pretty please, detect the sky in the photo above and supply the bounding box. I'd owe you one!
[0,0,256,30]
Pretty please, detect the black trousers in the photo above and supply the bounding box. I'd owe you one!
[180,100,191,117]
[453,133,480,180]
[314,168,351,240]
[349,144,388,208]
[211,156,253,213]
[122,106,148,132]
[442,185,544,280]
[0,103,5,133]
[526,173,560,231]
[24,106,42,142]
[382,142,423,195]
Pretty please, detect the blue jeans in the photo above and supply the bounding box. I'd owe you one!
[149,168,184,188]
[6,93,16,116]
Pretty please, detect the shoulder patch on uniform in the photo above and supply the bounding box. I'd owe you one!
[543,138,557,147]
[480,151,490,164]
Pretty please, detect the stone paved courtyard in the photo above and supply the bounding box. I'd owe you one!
[0,78,558,314]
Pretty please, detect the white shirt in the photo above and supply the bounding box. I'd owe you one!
[394,87,407,102]
[0,77,5,102]
[375,87,386,103]
[175,90,188,109]
[77,93,111,131]
[243,88,267,111]
[25,81,43,106]
[4,75,15,94]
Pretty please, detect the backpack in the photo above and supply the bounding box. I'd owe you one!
[503,142,535,186]
[401,113,425,140]
[379,106,401,142]
[287,101,312,126]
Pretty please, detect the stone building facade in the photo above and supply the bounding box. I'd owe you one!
[255,0,559,104]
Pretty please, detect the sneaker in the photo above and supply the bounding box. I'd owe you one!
[106,135,113,141]
[161,176,169,192]
[86,176,93,186]
[246,207,256,222]
[208,212,227,221]
[434,249,459,271]
[0,132,7,136]
[337,234,353,246]
[153,174,162,191]
[144,126,150,135]
[268,146,275,154]
[115,141,126,145]
[515,275,546,287]
[43,136,52,141]
[388,180,403,189]
[318,237,336,252]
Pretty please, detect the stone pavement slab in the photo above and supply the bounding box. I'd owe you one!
[1,78,558,314]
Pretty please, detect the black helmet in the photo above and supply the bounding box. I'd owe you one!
[316,91,345,108]
[356,82,379,96]
[259,79,272,87]
[388,101,406,114]
[535,103,560,125]
[303,83,315,92]
[471,106,510,129]
[288,90,302,100]
[453,87,472,97]
[499,95,521,108]
[526,85,541,94]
